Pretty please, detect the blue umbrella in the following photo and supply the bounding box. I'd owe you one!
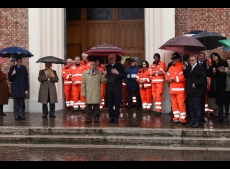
[0,46,34,58]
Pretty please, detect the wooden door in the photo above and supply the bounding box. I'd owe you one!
[66,8,144,63]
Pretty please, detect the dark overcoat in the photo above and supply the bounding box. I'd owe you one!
[8,65,29,97]
[105,62,126,105]
[38,69,59,104]
[0,71,9,104]
[210,60,228,105]
[183,64,207,97]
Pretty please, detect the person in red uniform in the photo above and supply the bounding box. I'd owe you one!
[136,60,152,112]
[149,53,166,115]
[80,52,90,68]
[62,58,73,109]
[96,59,106,111]
[165,52,186,124]
[68,56,87,111]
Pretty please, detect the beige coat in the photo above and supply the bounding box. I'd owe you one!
[38,69,59,104]
[81,69,107,104]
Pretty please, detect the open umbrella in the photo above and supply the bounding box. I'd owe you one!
[159,36,205,54]
[184,30,206,37]
[218,39,230,49]
[0,57,8,65]
[0,46,34,58]
[192,32,227,50]
[36,56,66,64]
[85,44,126,56]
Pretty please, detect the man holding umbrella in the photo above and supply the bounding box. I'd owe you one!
[8,57,28,120]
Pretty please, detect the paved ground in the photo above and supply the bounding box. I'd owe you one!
[0,108,230,161]
[0,144,230,161]
[0,108,228,129]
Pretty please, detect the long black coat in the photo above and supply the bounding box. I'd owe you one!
[8,65,29,97]
[105,62,126,105]
[210,60,228,105]
[183,64,207,97]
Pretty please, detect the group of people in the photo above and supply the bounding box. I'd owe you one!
[0,56,59,120]
[0,49,229,127]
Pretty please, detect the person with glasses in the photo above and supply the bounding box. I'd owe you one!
[104,54,126,124]
[136,61,152,112]
[183,54,207,128]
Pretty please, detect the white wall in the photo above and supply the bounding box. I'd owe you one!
[4,8,65,113]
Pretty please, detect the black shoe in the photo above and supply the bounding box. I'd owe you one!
[114,119,118,124]
[19,116,26,120]
[108,118,114,123]
[15,117,19,120]
[49,115,56,118]
[94,120,100,123]
[221,118,229,123]
[126,107,132,110]
[42,115,47,118]
[86,120,91,123]
[0,113,6,116]
[191,123,199,128]
[186,122,195,126]
[201,118,206,122]
[168,111,173,115]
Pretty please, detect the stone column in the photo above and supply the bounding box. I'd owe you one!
[145,8,175,113]
[27,8,65,113]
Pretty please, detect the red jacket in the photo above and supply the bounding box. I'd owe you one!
[68,64,87,85]
[150,60,166,83]
[136,68,152,88]
[62,65,72,85]
[165,62,185,94]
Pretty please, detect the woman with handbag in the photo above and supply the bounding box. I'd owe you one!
[0,63,9,116]
[210,52,228,123]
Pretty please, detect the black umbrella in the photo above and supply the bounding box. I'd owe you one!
[192,32,227,50]
[36,56,66,64]
[0,46,34,58]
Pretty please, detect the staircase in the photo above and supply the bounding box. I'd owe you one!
[0,127,230,147]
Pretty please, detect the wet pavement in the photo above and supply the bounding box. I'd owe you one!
[0,108,228,129]
[0,108,230,161]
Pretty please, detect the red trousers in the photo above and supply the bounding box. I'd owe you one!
[170,93,186,123]
[72,84,85,109]
[140,87,152,111]
[152,83,164,112]
[64,85,72,108]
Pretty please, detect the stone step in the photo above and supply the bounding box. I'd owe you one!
[0,127,230,138]
[0,134,230,147]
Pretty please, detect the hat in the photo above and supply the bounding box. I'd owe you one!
[129,58,136,63]
[171,52,181,60]
[153,53,160,58]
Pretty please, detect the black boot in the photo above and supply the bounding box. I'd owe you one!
[215,104,224,122]
[0,105,6,116]
[222,104,229,123]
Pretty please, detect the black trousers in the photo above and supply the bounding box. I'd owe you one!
[127,89,141,109]
[13,97,24,118]
[86,104,100,121]
[42,91,55,116]
[107,84,120,120]
[188,96,202,125]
